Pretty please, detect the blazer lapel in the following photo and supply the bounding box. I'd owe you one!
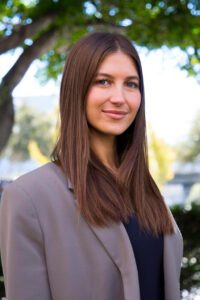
[60,169,140,300]
[88,222,140,300]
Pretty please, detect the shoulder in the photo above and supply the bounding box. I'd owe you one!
[13,162,65,187]
[0,163,76,234]
[1,162,73,213]
[6,162,69,195]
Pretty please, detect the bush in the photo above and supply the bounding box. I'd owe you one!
[172,203,200,294]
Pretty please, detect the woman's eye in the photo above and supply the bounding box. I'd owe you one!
[126,81,139,88]
[95,79,109,86]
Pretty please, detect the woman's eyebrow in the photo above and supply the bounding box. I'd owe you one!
[96,73,139,81]
[95,73,113,78]
[126,76,140,81]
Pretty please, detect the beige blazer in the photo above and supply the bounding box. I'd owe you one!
[0,162,183,300]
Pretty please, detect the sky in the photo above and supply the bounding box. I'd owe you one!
[0,46,200,146]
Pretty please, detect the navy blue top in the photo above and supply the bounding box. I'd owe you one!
[123,215,165,300]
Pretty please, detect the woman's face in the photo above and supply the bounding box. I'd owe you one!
[86,51,141,138]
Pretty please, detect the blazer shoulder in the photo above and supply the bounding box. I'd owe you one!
[8,162,68,190]
[1,162,75,221]
[4,162,70,199]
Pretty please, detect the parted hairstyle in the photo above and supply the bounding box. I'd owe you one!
[52,31,174,235]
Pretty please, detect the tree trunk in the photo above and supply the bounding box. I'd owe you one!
[0,14,57,54]
[0,87,14,153]
[0,27,60,153]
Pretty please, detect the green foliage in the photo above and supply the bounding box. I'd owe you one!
[172,203,200,292]
[0,0,31,31]
[36,25,88,82]
[0,0,200,81]
[3,104,56,160]
[36,51,66,83]
[176,110,200,162]
[28,0,84,21]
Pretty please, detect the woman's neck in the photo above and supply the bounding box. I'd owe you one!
[89,130,118,172]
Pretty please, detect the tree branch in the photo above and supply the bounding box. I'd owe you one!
[0,14,57,54]
[2,27,60,93]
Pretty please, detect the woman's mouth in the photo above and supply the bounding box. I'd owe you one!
[102,110,128,120]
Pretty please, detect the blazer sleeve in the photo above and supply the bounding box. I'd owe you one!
[0,183,52,300]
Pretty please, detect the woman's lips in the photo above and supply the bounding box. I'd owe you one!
[102,110,128,120]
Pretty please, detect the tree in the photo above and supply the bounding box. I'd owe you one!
[0,0,200,152]
[176,110,200,162]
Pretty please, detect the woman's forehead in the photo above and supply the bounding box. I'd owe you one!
[96,52,139,77]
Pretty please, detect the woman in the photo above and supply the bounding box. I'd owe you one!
[0,32,183,300]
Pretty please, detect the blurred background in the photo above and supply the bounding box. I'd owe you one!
[0,0,200,299]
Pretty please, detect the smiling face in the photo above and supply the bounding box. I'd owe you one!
[86,51,141,139]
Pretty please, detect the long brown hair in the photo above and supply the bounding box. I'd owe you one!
[52,32,174,235]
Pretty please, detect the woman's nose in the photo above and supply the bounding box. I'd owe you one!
[109,86,125,105]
